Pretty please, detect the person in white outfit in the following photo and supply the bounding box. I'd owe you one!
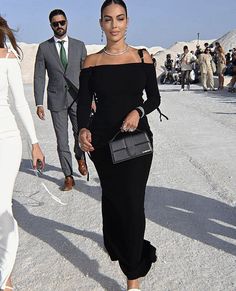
[198,48,216,91]
[0,17,44,291]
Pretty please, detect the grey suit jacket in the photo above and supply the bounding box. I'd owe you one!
[34,36,87,111]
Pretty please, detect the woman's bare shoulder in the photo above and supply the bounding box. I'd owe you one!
[0,48,18,59]
[83,51,104,68]
[0,48,16,58]
[7,52,17,59]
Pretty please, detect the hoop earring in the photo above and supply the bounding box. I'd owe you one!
[101,30,104,42]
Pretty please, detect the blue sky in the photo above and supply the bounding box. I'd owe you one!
[1,0,236,48]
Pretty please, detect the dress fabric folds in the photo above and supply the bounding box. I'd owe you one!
[77,62,160,279]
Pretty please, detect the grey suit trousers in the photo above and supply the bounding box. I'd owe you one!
[50,100,82,177]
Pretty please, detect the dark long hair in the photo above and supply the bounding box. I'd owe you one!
[0,16,21,57]
[100,0,128,18]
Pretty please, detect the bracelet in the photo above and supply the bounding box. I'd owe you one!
[135,106,145,118]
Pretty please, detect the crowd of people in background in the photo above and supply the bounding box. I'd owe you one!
[160,41,236,92]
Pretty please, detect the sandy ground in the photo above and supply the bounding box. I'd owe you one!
[10,84,236,291]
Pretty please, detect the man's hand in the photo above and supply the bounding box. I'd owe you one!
[37,106,45,120]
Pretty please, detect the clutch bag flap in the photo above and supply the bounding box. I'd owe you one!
[109,131,153,164]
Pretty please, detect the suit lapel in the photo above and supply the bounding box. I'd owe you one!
[48,37,65,72]
[66,37,73,73]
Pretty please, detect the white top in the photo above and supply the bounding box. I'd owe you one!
[0,51,38,144]
[54,35,69,58]
[180,52,196,71]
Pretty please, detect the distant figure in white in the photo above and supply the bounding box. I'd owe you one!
[179,45,196,91]
[198,48,216,91]
[0,16,44,291]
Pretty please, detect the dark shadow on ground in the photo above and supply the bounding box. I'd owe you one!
[145,187,236,256]
[13,184,236,290]
[13,200,122,291]
[192,86,236,102]
[213,112,236,115]
[19,159,81,187]
[69,183,236,256]
[159,88,182,92]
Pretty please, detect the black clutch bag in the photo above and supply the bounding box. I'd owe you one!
[109,130,153,164]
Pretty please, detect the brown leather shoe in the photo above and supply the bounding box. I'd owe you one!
[62,176,75,191]
[78,159,88,176]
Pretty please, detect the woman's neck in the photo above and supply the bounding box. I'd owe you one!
[105,41,127,53]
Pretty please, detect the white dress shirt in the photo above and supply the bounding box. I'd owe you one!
[54,35,69,58]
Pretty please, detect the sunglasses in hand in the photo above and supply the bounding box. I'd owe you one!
[34,158,45,175]
[51,20,66,28]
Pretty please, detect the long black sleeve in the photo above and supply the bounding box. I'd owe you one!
[77,68,93,131]
[143,64,161,115]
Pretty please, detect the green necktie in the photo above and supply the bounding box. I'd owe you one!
[58,40,68,70]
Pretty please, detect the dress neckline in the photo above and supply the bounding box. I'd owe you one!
[82,62,153,70]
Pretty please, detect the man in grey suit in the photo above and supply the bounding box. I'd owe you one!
[34,9,87,191]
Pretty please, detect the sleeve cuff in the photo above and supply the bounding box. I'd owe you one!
[136,106,145,118]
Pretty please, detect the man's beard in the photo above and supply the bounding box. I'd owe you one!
[54,27,67,37]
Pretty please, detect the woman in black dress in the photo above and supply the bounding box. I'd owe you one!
[77,1,162,290]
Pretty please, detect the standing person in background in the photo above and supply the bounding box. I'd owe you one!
[215,46,226,90]
[198,48,216,91]
[195,45,201,57]
[204,42,209,50]
[209,44,214,57]
[180,45,196,91]
[228,52,236,92]
[0,16,44,291]
[34,9,87,191]
[213,41,221,63]
[77,0,163,290]
[163,54,174,84]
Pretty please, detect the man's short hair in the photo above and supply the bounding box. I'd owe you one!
[183,45,188,50]
[49,9,67,22]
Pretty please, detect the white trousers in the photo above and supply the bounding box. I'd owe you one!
[0,133,22,289]
[201,70,214,89]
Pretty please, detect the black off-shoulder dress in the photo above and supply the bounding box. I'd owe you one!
[77,53,161,279]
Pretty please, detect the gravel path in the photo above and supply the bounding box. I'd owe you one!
[11,84,236,291]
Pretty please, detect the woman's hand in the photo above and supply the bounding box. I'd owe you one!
[79,128,94,152]
[121,110,140,132]
[32,143,45,170]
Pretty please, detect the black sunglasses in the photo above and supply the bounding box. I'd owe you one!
[51,20,66,28]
